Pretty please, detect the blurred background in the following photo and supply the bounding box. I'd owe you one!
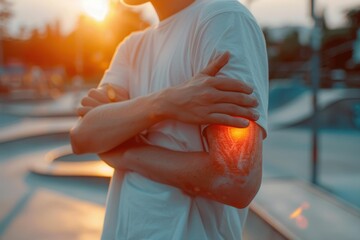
[0,0,359,239]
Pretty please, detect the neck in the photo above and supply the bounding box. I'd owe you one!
[151,0,195,21]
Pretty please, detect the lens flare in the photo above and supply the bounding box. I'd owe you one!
[289,202,310,229]
[81,0,109,22]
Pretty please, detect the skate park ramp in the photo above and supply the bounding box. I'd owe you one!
[269,81,309,111]
[0,91,86,118]
[269,88,360,129]
[31,145,113,178]
[244,179,360,240]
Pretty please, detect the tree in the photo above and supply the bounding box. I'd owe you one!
[345,6,360,37]
[277,30,302,62]
[0,0,11,36]
[0,0,12,66]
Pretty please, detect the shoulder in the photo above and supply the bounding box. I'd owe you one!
[114,29,149,62]
[118,30,146,50]
[196,0,256,24]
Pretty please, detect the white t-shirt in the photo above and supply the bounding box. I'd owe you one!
[100,0,268,239]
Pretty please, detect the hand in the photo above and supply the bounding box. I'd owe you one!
[161,52,259,128]
[77,83,129,117]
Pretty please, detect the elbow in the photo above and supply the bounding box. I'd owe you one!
[234,183,261,209]
[233,168,262,209]
[217,165,262,209]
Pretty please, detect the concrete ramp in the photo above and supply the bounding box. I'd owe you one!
[269,89,360,129]
[245,179,360,240]
[0,91,86,117]
[0,117,76,143]
[31,145,113,178]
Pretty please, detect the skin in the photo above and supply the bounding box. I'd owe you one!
[71,0,264,208]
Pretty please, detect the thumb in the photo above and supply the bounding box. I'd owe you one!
[200,51,230,76]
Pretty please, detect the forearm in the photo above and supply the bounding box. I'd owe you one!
[71,92,165,154]
[124,146,213,195]
[100,140,261,208]
[71,52,259,154]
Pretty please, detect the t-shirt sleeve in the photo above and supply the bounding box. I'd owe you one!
[99,36,131,90]
[193,11,269,139]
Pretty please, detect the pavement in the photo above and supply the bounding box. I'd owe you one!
[0,134,108,239]
[263,128,360,209]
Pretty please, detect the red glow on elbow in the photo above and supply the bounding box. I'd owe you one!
[208,120,261,176]
[228,126,249,141]
[226,120,255,142]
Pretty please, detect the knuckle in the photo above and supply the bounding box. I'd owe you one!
[201,90,214,101]
[251,109,260,120]
[88,88,96,94]
[80,97,88,105]
[203,76,214,85]
[88,88,98,96]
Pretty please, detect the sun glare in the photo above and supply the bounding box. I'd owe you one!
[81,0,109,22]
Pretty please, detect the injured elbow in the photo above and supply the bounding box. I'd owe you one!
[211,163,262,209]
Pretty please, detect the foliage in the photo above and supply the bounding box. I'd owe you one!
[0,0,11,37]
[2,2,149,82]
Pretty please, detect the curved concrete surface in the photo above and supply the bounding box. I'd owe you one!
[249,179,360,240]
[31,145,113,178]
[0,134,108,239]
[0,117,76,144]
[0,91,86,118]
[269,88,360,129]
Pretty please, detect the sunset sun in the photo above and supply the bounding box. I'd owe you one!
[81,0,109,21]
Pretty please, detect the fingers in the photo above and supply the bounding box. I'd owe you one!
[81,96,102,107]
[77,106,92,117]
[211,77,253,94]
[88,88,111,103]
[201,52,230,77]
[212,90,258,107]
[78,84,129,117]
[208,114,250,128]
[89,84,129,103]
[210,103,259,121]
[107,84,129,100]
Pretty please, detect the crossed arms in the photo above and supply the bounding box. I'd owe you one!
[71,52,264,208]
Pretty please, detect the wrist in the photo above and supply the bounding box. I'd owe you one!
[150,87,174,120]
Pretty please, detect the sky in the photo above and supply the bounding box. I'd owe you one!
[6,0,360,36]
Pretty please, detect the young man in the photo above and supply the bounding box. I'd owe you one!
[71,0,268,239]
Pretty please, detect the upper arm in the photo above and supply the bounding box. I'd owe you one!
[195,11,269,137]
[205,121,263,177]
[203,121,263,207]
[99,35,133,91]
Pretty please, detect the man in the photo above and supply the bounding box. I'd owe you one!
[71,0,268,239]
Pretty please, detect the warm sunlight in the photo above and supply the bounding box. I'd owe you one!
[81,0,109,21]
